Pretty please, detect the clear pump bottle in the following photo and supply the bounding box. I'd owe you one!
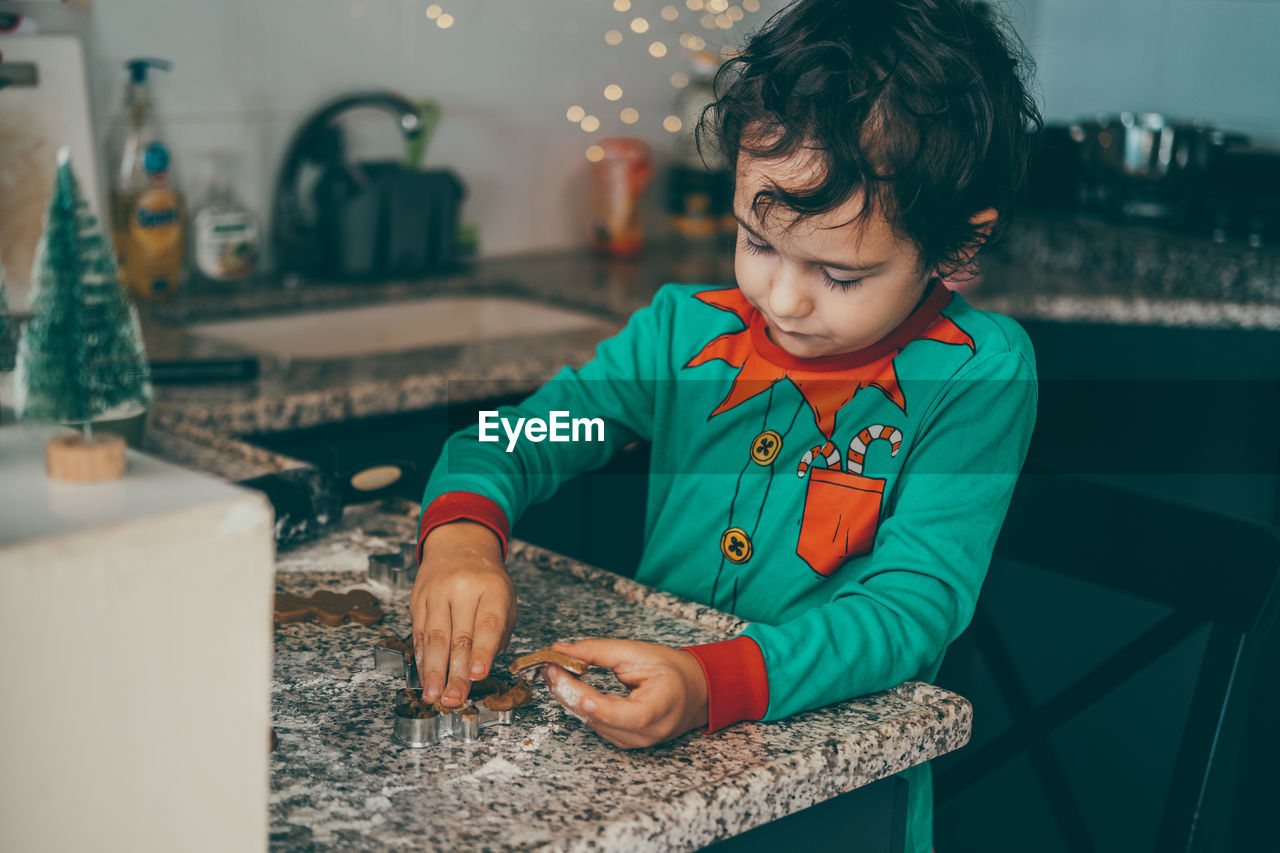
[108,57,185,299]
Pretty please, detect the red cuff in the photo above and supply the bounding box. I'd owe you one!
[681,635,770,733]
[417,492,511,564]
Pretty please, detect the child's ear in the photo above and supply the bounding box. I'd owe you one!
[936,208,999,279]
[969,207,999,237]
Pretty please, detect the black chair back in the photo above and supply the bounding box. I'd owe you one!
[934,474,1280,853]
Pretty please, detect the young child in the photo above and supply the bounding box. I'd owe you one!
[412,0,1041,849]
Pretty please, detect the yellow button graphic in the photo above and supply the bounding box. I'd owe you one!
[720,527,752,563]
[750,430,782,465]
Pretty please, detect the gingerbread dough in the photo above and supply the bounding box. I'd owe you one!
[376,633,413,655]
[509,648,590,678]
[416,674,535,715]
[273,589,383,626]
[397,688,438,719]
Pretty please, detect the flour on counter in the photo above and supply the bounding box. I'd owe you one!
[519,723,557,751]
[473,757,524,778]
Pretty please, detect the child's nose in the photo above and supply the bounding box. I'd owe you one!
[768,265,812,319]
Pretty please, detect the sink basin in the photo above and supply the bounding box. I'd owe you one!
[188,296,616,359]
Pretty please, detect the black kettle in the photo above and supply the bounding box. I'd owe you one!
[271,91,466,281]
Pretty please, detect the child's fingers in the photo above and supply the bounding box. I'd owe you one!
[442,602,481,705]
[545,666,671,749]
[466,594,508,680]
[552,638,639,673]
[584,718,660,750]
[545,665,656,731]
[543,665,606,719]
[418,600,453,703]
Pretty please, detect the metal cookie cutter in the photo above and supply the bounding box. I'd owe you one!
[393,696,515,747]
[367,543,418,592]
[380,647,521,747]
[373,641,412,678]
[371,638,422,687]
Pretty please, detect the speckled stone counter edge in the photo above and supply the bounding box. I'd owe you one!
[505,539,973,851]
[553,682,973,853]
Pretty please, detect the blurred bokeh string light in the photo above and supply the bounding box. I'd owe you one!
[425,4,454,29]
[564,0,765,160]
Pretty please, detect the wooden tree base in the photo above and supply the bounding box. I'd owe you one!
[45,433,127,482]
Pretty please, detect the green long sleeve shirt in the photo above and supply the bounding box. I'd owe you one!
[420,280,1038,852]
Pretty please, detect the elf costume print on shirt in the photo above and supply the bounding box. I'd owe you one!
[683,287,975,577]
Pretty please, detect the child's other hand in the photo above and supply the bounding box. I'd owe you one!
[411,521,515,708]
[544,639,709,749]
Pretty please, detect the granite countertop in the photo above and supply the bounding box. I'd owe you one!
[976,213,1280,330]
[269,500,972,851]
[140,247,725,438]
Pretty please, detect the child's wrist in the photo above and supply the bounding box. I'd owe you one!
[422,520,504,561]
[677,649,710,731]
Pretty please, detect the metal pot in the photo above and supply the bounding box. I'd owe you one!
[1070,112,1249,185]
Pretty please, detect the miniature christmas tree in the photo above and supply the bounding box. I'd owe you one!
[14,147,152,481]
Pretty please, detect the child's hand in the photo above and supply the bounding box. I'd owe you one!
[410,521,516,708]
[543,639,709,749]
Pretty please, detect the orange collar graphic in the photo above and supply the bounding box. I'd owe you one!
[684,284,974,439]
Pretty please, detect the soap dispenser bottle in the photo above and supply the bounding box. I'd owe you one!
[192,151,260,283]
[109,57,185,299]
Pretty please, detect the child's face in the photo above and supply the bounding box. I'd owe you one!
[733,151,933,359]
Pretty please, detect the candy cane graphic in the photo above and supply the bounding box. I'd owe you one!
[796,439,842,478]
[846,425,903,475]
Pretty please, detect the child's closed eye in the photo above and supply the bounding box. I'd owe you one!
[738,232,864,291]
[820,269,863,290]
[738,233,774,256]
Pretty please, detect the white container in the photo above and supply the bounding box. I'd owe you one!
[0,424,275,853]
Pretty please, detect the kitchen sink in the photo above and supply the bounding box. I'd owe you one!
[187,295,617,358]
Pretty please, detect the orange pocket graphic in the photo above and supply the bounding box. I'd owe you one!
[796,466,885,576]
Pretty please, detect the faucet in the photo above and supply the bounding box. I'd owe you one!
[271,91,424,281]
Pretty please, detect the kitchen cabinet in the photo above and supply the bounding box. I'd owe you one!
[1017,317,1280,527]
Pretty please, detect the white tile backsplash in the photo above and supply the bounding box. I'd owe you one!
[80,0,789,257]
[1030,0,1280,140]
[1162,0,1280,135]
[239,0,403,115]
[64,0,1280,261]
[88,0,243,120]
[1034,0,1171,119]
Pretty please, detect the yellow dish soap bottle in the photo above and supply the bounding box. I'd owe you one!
[109,58,184,300]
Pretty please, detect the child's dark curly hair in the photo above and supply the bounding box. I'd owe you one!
[701,0,1043,276]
